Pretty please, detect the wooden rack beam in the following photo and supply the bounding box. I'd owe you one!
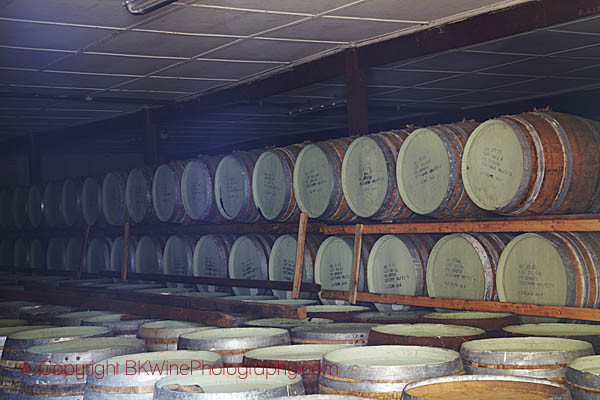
[320,290,600,322]
[292,213,309,299]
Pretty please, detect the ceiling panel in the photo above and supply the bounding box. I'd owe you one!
[0,69,133,88]
[0,47,68,69]
[551,15,600,34]
[390,51,529,73]
[263,17,415,42]
[117,77,227,93]
[559,45,600,59]
[2,85,96,97]
[0,97,57,110]
[367,69,456,87]
[482,56,598,77]
[560,65,600,79]
[156,59,284,79]
[495,76,600,93]
[95,90,185,101]
[87,31,234,58]
[0,20,115,51]
[139,5,303,36]
[205,39,338,62]
[420,73,533,90]
[372,87,468,101]
[436,90,537,104]
[48,54,175,75]
[190,0,355,14]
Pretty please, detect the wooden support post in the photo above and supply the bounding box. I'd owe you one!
[122,222,131,282]
[345,48,368,136]
[292,213,309,299]
[348,224,364,304]
[144,109,159,165]
[77,225,91,280]
[28,133,42,185]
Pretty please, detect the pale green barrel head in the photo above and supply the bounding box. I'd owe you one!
[462,119,526,211]
[46,238,66,270]
[126,167,151,223]
[9,325,110,340]
[29,239,45,269]
[43,181,64,227]
[163,235,192,279]
[253,151,288,220]
[245,343,349,361]
[505,323,600,337]
[314,236,356,305]
[26,336,144,356]
[27,185,43,228]
[152,164,179,222]
[65,237,83,271]
[568,355,600,375]
[102,172,125,225]
[0,325,41,337]
[293,144,335,218]
[193,235,228,292]
[397,128,451,215]
[61,178,81,226]
[341,136,389,218]
[427,234,487,300]
[367,235,422,312]
[82,177,102,225]
[87,238,110,273]
[215,155,246,220]
[181,160,211,220]
[269,234,313,299]
[12,187,28,230]
[13,239,27,269]
[372,323,485,337]
[135,236,162,275]
[228,236,268,296]
[462,336,592,353]
[497,234,569,306]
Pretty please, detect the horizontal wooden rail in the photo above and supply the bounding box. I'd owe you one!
[322,215,600,235]
[320,290,600,322]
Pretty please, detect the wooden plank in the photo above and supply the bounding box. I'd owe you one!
[322,216,600,235]
[345,48,368,136]
[77,225,91,280]
[320,290,600,322]
[348,224,364,304]
[122,222,130,282]
[292,213,309,299]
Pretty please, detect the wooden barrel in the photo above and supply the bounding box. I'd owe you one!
[319,345,464,398]
[427,233,512,301]
[43,181,65,228]
[84,350,223,399]
[314,235,375,305]
[351,311,426,324]
[215,151,263,222]
[12,239,28,269]
[193,234,234,293]
[110,236,137,279]
[269,234,322,300]
[163,235,194,288]
[228,234,275,296]
[11,187,28,230]
[26,185,43,229]
[252,145,304,222]
[244,318,333,330]
[342,130,413,220]
[20,337,145,399]
[102,172,128,226]
[566,354,600,399]
[461,337,594,382]
[290,323,375,345]
[0,327,40,359]
[29,239,45,269]
[243,344,349,394]
[126,166,158,224]
[368,323,485,351]
[497,232,600,308]
[306,305,371,322]
[20,305,74,325]
[65,237,84,271]
[86,237,112,273]
[0,326,110,398]
[153,367,304,398]
[397,122,482,218]
[81,314,157,336]
[61,178,84,227]
[293,138,357,222]
[504,323,600,354]
[135,236,164,277]
[421,311,520,336]
[0,302,39,319]
[81,176,105,226]
[367,234,435,311]
[46,238,67,270]
[402,375,571,400]
[178,327,290,366]
[52,311,111,326]
[181,157,222,222]
[137,320,216,351]
[462,111,600,215]
[152,162,187,224]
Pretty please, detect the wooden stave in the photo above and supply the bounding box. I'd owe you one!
[290,323,376,346]
[566,355,600,399]
[137,321,216,352]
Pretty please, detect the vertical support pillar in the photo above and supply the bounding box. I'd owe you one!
[345,48,369,136]
[144,109,159,165]
[122,222,131,282]
[348,223,364,304]
[292,213,309,299]
[28,133,42,185]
